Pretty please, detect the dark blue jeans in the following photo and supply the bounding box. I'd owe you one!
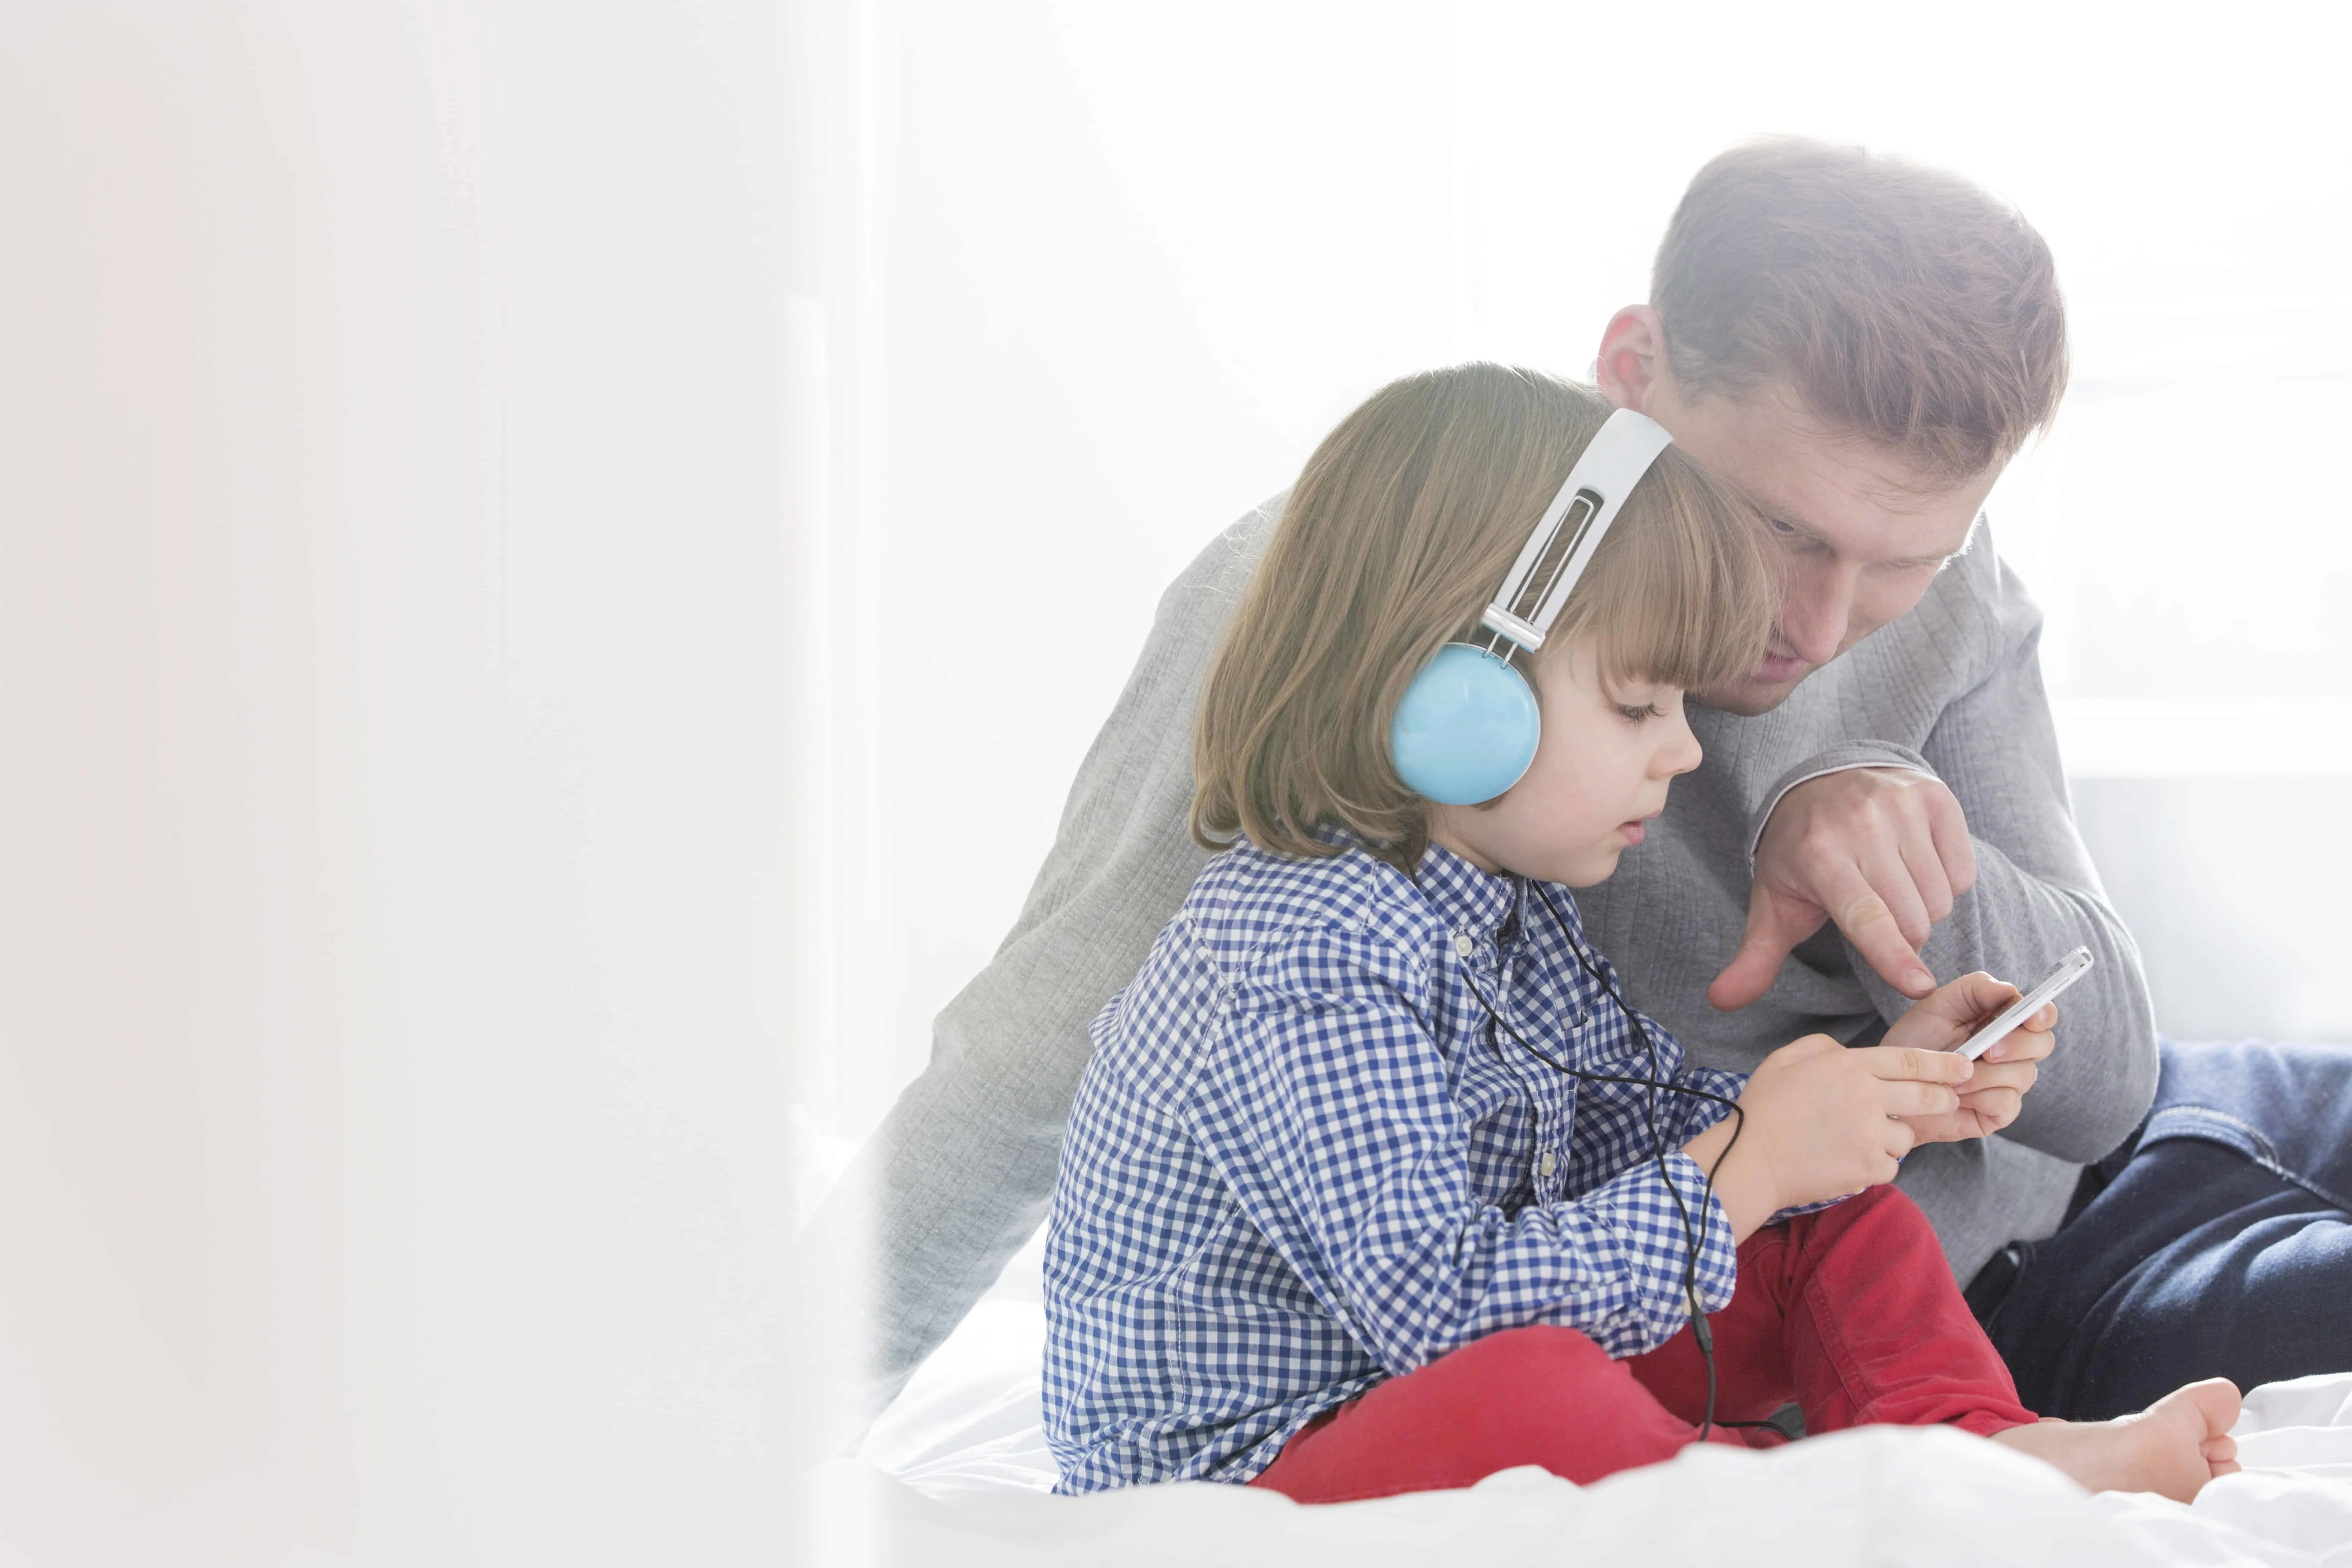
[1968,1039,2352,1419]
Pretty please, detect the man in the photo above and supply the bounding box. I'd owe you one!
[809,137,2342,1436]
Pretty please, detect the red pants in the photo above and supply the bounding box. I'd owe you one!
[1251,1185,2036,1503]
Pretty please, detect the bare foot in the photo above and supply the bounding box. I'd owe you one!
[1989,1379,2242,1502]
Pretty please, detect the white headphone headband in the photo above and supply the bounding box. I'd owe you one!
[1477,407,1674,654]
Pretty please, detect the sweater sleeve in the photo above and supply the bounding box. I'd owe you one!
[1859,550,2158,1163]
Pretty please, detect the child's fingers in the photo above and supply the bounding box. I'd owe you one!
[1881,1115,1919,1164]
[1953,1086,2022,1130]
[1930,970,2019,1025]
[1862,1044,1975,1084]
[1891,1109,1971,1145]
[1766,1032,1848,1067]
[1980,1019,2056,1065]
[1962,1059,2037,1100]
[1789,1031,1848,1055]
[1878,1079,1963,1118]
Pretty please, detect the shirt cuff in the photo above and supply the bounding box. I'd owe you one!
[1746,743,1940,864]
[1582,1150,1741,1344]
[1762,1193,1850,1227]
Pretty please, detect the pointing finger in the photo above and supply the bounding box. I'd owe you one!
[1896,810,1956,926]
[1925,784,1978,897]
[1818,861,1935,998]
[1859,840,1935,952]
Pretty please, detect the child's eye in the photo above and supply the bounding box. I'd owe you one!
[1617,702,1665,725]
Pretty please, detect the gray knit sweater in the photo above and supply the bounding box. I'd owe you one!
[808,497,2158,1424]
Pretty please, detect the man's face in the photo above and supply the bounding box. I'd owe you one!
[1644,381,1998,717]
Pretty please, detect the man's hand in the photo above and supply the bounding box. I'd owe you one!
[1881,970,2056,1143]
[1709,767,1978,1011]
[1680,1033,1972,1240]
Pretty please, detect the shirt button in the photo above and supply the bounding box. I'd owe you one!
[1539,1150,1558,1178]
[1453,933,1474,958]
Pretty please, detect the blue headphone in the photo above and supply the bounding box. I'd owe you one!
[1389,408,1677,804]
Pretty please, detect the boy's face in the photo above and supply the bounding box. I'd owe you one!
[1604,319,2001,717]
[1426,636,1701,888]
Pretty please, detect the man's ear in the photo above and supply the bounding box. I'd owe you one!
[1595,306,1668,413]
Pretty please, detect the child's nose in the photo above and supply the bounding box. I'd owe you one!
[1658,715,1703,777]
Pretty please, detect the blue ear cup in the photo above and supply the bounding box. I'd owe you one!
[1389,642,1541,805]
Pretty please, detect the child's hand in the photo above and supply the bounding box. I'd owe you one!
[1682,1034,1972,1238]
[1882,971,2056,1144]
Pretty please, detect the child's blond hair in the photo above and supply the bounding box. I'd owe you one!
[1192,363,1775,868]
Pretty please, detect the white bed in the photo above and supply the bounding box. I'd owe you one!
[838,1226,2352,1565]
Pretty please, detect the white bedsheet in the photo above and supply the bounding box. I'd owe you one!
[840,1244,2352,1565]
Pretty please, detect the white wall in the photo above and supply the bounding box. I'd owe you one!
[0,3,807,1562]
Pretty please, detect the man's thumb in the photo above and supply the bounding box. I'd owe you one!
[1708,887,1821,1011]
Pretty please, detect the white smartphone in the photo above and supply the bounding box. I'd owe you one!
[1952,945,2094,1061]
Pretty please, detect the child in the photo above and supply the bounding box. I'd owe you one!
[1042,364,2241,1504]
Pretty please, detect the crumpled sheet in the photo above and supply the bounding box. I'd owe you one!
[836,1293,2352,1566]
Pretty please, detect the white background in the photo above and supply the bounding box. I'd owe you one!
[0,1,2343,1563]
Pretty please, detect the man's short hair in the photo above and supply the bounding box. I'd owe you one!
[1652,137,2068,482]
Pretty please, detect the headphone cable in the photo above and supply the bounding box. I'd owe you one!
[1455,878,1749,1442]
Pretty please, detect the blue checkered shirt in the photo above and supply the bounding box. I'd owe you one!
[1041,836,1749,1493]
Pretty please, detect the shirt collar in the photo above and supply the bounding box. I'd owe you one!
[1412,842,1520,939]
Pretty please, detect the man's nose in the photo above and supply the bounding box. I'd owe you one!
[1780,557,1859,665]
